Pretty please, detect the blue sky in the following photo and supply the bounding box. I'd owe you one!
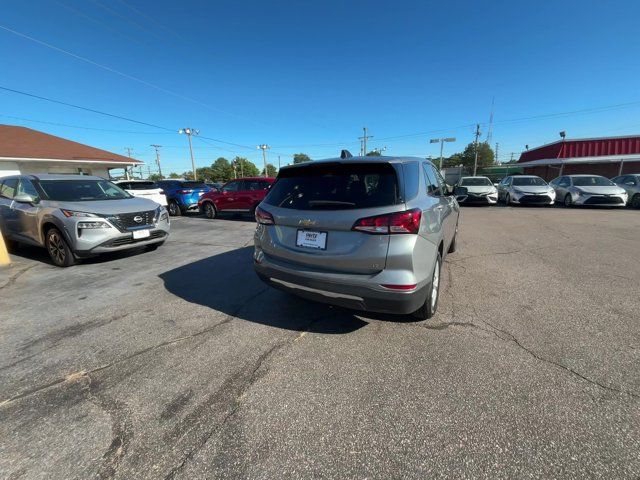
[2,0,640,174]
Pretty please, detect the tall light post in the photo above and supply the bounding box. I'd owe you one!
[429,137,456,171]
[179,128,199,180]
[257,144,270,177]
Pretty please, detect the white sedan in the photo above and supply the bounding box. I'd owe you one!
[114,180,168,206]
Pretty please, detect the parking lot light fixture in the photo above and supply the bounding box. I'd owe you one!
[430,137,456,171]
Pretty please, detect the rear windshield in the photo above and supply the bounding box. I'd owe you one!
[461,177,492,186]
[128,182,158,190]
[264,162,399,210]
[572,176,613,186]
[180,181,206,189]
[512,177,546,186]
[38,180,130,201]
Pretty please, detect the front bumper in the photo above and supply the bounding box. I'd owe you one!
[511,193,555,205]
[254,252,429,315]
[457,193,498,205]
[573,193,627,206]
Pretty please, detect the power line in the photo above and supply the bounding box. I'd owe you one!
[0,113,171,135]
[115,0,184,40]
[0,85,174,131]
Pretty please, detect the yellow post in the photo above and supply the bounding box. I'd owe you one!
[0,231,10,266]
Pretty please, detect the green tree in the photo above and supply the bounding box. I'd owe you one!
[148,173,163,181]
[196,166,214,181]
[233,157,260,177]
[293,153,311,164]
[168,172,181,179]
[211,157,234,181]
[366,151,381,156]
[450,142,494,170]
[262,163,277,177]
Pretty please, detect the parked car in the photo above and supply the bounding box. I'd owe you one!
[497,175,555,205]
[253,156,459,319]
[114,180,167,206]
[455,176,498,205]
[0,174,170,267]
[611,174,640,208]
[156,179,210,216]
[549,175,627,207]
[198,177,275,219]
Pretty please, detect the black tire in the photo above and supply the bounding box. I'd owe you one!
[168,200,182,217]
[448,224,458,254]
[505,194,511,206]
[412,253,442,320]
[564,194,573,208]
[146,242,164,252]
[631,194,640,209]
[45,227,76,267]
[203,202,217,219]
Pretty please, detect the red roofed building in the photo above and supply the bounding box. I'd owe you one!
[517,135,640,181]
[0,125,142,179]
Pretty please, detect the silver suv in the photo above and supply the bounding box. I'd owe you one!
[253,156,460,319]
[0,174,170,267]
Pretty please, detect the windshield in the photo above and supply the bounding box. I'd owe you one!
[460,177,492,186]
[573,176,614,187]
[38,179,130,201]
[264,163,399,210]
[127,182,158,190]
[512,177,547,186]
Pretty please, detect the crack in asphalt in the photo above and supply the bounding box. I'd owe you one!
[163,311,340,480]
[0,264,37,290]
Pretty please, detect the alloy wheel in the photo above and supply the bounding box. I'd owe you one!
[48,231,65,265]
[431,258,440,311]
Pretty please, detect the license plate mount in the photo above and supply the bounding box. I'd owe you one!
[132,229,151,239]
[296,230,327,250]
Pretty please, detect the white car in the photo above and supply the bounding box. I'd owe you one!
[455,176,498,205]
[114,180,168,206]
[497,175,556,206]
[549,175,627,207]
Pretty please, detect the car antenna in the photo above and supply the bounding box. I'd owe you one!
[340,149,353,159]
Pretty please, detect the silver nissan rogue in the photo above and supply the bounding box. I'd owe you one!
[0,174,170,267]
[253,155,460,319]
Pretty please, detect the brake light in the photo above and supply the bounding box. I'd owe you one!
[380,284,418,290]
[255,206,275,225]
[177,189,193,194]
[352,208,421,234]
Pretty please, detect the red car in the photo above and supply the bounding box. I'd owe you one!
[198,177,275,219]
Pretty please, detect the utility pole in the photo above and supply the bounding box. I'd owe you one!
[150,144,163,179]
[179,128,199,180]
[510,152,514,163]
[358,127,373,156]
[278,155,281,170]
[494,142,499,165]
[257,144,270,177]
[472,124,481,176]
[124,147,133,180]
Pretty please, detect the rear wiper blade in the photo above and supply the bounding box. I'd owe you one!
[308,200,356,207]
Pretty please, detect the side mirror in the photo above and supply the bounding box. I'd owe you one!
[13,193,38,204]
[453,186,468,197]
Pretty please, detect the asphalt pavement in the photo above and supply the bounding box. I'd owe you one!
[1,206,639,479]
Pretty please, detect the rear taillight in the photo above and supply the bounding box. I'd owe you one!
[352,208,421,234]
[255,206,275,225]
[380,284,418,290]
[177,189,193,194]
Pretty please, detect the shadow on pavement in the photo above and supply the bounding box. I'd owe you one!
[159,246,393,334]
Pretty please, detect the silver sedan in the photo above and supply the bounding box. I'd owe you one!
[611,174,640,208]
[549,175,628,207]
[497,175,556,206]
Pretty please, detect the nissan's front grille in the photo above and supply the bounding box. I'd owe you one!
[107,210,156,231]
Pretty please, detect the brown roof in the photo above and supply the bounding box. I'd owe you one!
[0,125,142,164]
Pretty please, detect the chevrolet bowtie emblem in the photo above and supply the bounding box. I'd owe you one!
[298,219,316,227]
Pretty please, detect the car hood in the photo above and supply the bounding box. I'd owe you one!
[465,185,496,194]
[574,186,625,195]
[513,185,551,194]
[44,197,160,214]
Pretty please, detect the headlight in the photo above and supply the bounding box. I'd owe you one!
[548,189,556,197]
[77,221,111,229]
[156,206,169,222]
[61,209,99,218]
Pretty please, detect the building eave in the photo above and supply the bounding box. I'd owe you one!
[0,156,143,166]
[517,154,640,168]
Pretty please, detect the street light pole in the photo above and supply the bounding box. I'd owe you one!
[429,137,456,171]
[257,144,270,177]
[179,128,199,180]
[472,124,481,176]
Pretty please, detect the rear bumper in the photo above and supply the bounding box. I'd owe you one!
[254,255,429,315]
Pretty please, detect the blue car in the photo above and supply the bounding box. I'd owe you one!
[156,180,210,216]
